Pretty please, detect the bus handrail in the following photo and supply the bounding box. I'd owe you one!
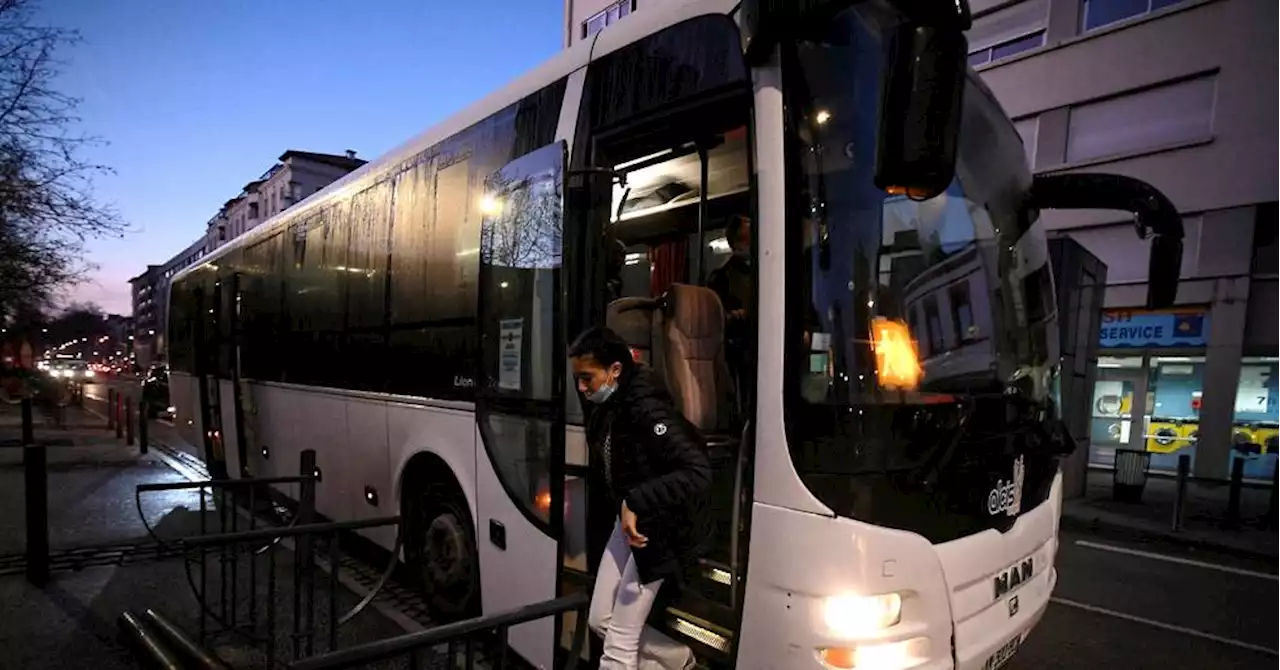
[287,592,592,670]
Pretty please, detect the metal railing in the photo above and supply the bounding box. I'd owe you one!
[133,448,405,667]
[288,592,591,670]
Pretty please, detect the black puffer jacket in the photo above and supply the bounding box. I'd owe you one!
[585,366,713,586]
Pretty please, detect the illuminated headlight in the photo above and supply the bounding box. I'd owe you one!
[167,406,176,414]
[84,370,95,378]
[823,593,902,638]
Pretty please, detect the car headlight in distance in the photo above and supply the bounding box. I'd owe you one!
[823,593,903,638]
[84,370,95,378]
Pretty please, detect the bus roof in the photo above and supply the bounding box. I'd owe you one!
[174,0,738,284]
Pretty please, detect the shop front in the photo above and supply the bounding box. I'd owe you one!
[1087,307,1279,481]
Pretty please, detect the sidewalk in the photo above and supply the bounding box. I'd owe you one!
[0,403,427,670]
[1062,468,1277,560]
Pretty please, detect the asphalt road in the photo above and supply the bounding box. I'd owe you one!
[1008,529,1277,669]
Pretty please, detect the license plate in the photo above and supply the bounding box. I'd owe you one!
[982,634,1022,670]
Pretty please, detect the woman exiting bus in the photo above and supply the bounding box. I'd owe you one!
[570,327,712,670]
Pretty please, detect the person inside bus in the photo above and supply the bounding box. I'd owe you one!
[571,327,712,670]
[707,215,753,394]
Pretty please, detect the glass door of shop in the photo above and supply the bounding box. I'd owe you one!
[1145,355,1206,473]
[1089,357,1148,468]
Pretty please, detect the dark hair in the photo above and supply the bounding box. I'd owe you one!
[725,215,750,250]
[569,327,636,377]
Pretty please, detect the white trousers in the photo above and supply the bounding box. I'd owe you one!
[588,520,695,670]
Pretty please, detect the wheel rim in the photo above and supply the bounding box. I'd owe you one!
[422,511,470,587]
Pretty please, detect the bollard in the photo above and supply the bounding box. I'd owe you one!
[107,389,116,431]
[1266,465,1277,530]
[125,396,135,447]
[1225,456,1245,529]
[296,449,318,657]
[115,392,124,440]
[1171,454,1190,532]
[20,395,33,446]
[22,397,49,586]
[138,400,149,455]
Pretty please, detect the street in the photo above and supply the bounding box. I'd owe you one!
[1009,529,1276,669]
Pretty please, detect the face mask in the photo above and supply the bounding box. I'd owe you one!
[585,373,618,404]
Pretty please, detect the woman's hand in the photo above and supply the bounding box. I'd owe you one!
[621,500,648,548]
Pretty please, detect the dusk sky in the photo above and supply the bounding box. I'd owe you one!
[39,0,562,315]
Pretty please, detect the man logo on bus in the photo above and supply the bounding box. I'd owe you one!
[987,455,1026,516]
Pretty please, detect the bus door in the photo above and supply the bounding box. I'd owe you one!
[575,107,756,664]
[192,278,229,479]
[225,272,250,479]
[474,142,569,669]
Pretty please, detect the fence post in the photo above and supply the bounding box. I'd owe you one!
[1266,465,1277,530]
[22,397,49,586]
[298,449,317,658]
[125,396,135,447]
[1171,454,1190,532]
[1225,456,1245,529]
[107,389,116,431]
[138,400,149,455]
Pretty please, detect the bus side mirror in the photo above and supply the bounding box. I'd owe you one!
[1029,173,1183,309]
[873,25,967,201]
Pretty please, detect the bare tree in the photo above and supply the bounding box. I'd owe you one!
[0,0,122,320]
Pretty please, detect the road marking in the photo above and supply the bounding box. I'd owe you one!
[1051,597,1278,656]
[1075,540,1278,581]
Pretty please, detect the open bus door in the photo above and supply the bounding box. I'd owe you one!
[473,142,569,668]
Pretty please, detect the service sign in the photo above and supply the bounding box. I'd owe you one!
[1099,309,1210,349]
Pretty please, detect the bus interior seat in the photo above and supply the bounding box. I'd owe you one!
[606,296,662,375]
[661,283,737,439]
[606,284,738,446]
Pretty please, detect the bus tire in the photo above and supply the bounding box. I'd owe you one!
[403,476,480,621]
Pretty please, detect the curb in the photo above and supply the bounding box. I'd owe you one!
[1060,512,1278,562]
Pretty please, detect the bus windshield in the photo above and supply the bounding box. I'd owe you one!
[781,2,1062,543]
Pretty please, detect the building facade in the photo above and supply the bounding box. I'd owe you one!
[129,237,208,368]
[970,0,1277,481]
[206,150,366,252]
[563,0,644,47]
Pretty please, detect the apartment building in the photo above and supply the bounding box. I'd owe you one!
[129,236,208,368]
[563,0,643,47]
[206,149,367,251]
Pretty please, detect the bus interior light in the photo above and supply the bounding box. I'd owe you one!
[822,592,903,638]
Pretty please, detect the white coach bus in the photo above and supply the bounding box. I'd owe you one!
[167,0,1183,667]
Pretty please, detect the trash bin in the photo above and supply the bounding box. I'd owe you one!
[1113,449,1151,503]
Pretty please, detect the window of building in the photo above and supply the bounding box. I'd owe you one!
[582,0,634,40]
[949,281,977,342]
[1065,75,1215,164]
[967,0,1048,67]
[1082,0,1185,32]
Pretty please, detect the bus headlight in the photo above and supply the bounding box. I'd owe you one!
[822,593,902,638]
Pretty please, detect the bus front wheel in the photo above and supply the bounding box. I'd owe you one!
[404,482,480,621]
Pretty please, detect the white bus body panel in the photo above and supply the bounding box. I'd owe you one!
[474,424,558,669]
[737,474,1061,670]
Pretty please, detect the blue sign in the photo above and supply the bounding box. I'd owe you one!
[1099,309,1210,348]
